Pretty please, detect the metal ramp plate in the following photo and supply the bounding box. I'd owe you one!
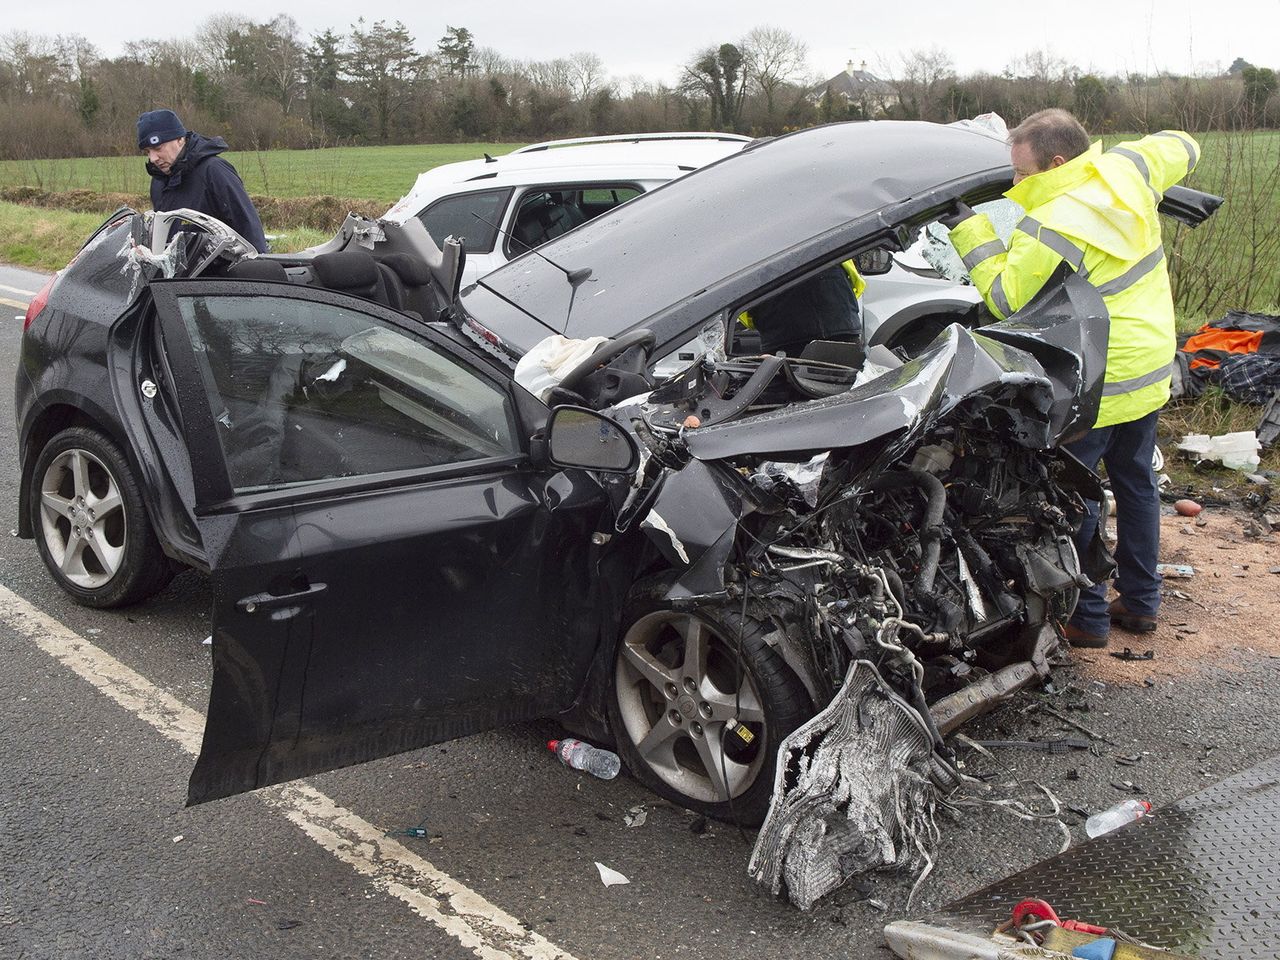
[938,754,1280,958]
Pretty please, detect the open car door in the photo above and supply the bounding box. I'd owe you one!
[148,279,606,804]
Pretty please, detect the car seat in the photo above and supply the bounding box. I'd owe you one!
[226,258,290,282]
[311,251,392,308]
[379,254,435,320]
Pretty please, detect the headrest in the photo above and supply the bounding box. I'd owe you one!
[227,258,289,282]
[379,253,433,286]
[312,251,380,289]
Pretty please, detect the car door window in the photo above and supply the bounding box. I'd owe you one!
[418,188,511,254]
[174,294,518,493]
[506,184,642,257]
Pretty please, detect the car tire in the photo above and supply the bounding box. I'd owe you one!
[29,427,173,608]
[607,576,813,826]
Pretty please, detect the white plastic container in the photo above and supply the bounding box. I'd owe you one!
[1085,798,1152,838]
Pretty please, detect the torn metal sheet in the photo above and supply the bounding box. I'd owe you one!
[749,661,949,910]
[638,458,745,599]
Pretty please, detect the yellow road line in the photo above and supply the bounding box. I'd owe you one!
[1,295,30,310]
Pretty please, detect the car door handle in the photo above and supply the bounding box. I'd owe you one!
[237,582,328,613]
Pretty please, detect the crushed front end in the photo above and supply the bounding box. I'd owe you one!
[612,270,1111,906]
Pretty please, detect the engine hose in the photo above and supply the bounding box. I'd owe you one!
[869,469,947,593]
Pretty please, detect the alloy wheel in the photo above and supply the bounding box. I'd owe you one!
[614,610,768,804]
[38,447,128,589]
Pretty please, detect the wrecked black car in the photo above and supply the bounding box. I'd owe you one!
[17,119,1213,906]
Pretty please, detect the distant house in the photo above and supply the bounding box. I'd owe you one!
[810,61,898,117]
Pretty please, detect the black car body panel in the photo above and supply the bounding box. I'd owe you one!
[129,278,611,803]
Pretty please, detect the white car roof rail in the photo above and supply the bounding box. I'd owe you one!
[513,132,752,153]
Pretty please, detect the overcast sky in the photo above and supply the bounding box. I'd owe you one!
[8,0,1278,83]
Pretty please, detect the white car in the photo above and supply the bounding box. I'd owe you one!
[382,133,752,284]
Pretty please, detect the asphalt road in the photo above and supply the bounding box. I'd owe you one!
[4,259,1280,960]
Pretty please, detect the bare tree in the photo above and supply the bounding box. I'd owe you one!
[742,26,809,128]
[889,47,956,121]
[567,51,607,102]
[470,46,515,77]
[194,14,252,76]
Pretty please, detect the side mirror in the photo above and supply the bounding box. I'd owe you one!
[547,406,640,474]
[853,248,895,276]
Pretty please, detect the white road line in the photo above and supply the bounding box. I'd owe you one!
[0,282,39,297]
[0,585,580,960]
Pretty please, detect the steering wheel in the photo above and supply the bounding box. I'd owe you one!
[557,328,657,393]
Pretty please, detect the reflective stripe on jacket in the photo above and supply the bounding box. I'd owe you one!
[949,131,1199,428]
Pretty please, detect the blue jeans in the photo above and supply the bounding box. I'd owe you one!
[1065,411,1162,636]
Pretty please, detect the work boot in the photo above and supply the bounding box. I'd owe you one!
[1108,598,1157,634]
[1064,623,1108,649]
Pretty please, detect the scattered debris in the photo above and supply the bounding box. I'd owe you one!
[1157,563,1195,579]
[246,898,268,906]
[1242,517,1273,539]
[1111,780,1143,794]
[276,919,303,931]
[1039,705,1116,745]
[689,816,708,835]
[972,738,1091,755]
[203,636,212,646]
[1115,754,1143,766]
[623,805,648,828]
[1110,648,1155,662]
[1174,499,1202,517]
[1270,566,1280,575]
[1177,431,1262,472]
[594,862,630,887]
[171,834,184,843]
[1179,525,1197,536]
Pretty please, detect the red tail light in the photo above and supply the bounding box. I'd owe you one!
[23,273,58,331]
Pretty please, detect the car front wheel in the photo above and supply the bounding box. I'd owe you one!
[608,578,812,825]
[29,427,173,608]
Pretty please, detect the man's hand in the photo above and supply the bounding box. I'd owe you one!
[939,201,976,230]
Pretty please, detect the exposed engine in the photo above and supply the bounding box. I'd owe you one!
[615,337,1105,908]
[627,351,1093,733]
[748,422,1086,717]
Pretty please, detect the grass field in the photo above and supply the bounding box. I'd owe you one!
[0,142,527,203]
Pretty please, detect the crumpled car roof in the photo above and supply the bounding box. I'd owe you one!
[469,121,1011,349]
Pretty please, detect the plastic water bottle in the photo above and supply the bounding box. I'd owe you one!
[1085,798,1151,838]
[548,738,621,779]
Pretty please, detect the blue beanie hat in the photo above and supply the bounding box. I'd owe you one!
[137,109,187,149]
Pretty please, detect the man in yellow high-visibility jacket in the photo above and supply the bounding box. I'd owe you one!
[945,108,1199,649]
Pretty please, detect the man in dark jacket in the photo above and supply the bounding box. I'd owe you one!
[138,109,269,253]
